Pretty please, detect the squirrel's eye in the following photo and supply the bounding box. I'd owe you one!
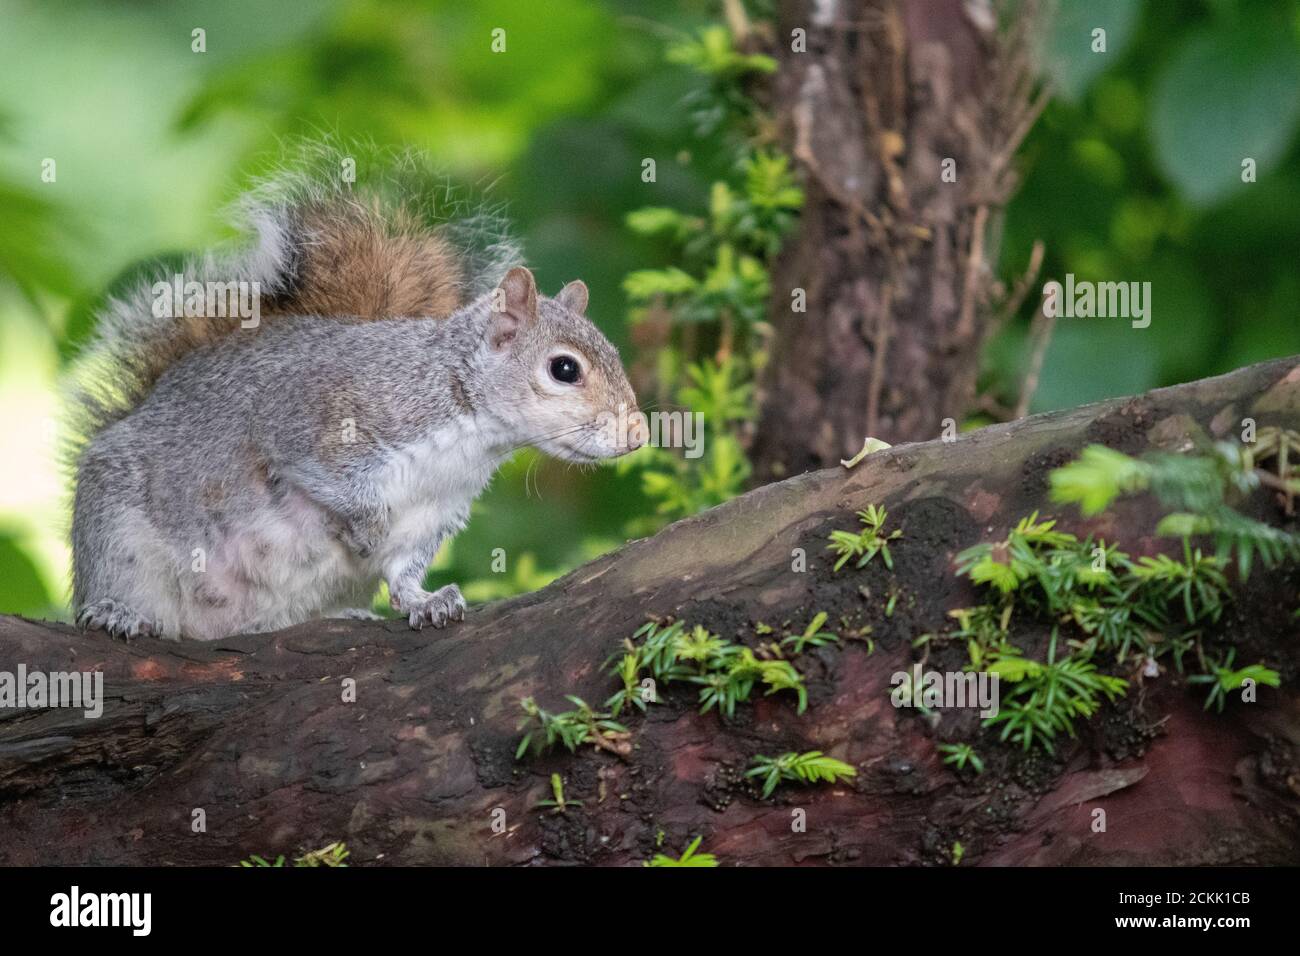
[550,355,582,385]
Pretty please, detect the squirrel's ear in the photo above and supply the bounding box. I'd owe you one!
[489,267,538,350]
[556,280,588,314]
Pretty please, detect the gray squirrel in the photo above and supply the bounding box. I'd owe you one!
[67,152,644,641]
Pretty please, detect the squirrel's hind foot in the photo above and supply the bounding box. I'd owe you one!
[76,599,160,641]
[397,583,466,630]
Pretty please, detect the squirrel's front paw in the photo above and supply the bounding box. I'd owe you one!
[77,599,159,640]
[393,583,466,630]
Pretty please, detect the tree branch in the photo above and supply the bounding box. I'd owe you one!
[2,356,1298,866]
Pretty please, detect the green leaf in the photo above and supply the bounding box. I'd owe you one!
[626,207,694,238]
[666,26,775,79]
[1154,512,1213,538]
[622,267,699,301]
[646,834,719,867]
[1151,26,1300,206]
[1222,664,1280,692]
[968,558,1024,595]
[986,657,1041,682]
[1043,0,1141,101]
[1049,445,1151,516]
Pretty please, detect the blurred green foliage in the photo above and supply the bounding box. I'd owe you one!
[996,0,1300,413]
[617,27,799,534]
[0,0,1297,618]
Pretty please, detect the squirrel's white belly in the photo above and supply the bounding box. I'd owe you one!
[373,428,497,571]
[188,484,362,639]
[118,427,499,640]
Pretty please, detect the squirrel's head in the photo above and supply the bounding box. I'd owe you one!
[482,267,645,462]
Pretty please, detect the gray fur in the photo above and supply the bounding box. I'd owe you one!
[69,182,640,641]
[65,141,521,458]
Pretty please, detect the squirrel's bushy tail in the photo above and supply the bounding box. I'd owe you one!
[66,139,520,456]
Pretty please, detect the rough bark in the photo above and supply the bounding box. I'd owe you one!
[753,0,1048,481]
[2,356,1299,866]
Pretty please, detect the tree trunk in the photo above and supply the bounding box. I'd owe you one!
[753,0,1047,481]
[2,356,1298,866]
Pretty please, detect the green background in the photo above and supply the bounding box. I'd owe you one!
[0,0,1296,618]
